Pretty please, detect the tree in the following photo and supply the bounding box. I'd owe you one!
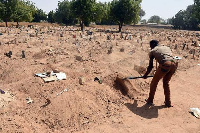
[184,5,199,30]
[0,0,18,27]
[171,10,185,29]
[110,0,141,32]
[194,0,200,23]
[47,10,55,23]
[140,19,146,24]
[147,15,161,24]
[32,9,47,22]
[172,5,199,30]
[139,8,145,20]
[160,18,166,24]
[12,0,36,27]
[71,0,96,31]
[166,18,172,24]
[96,2,116,25]
[93,2,105,24]
[54,0,76,25]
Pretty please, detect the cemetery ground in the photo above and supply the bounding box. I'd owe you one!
[0,23,200,133]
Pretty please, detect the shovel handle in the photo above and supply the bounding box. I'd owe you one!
[124,75,153,80]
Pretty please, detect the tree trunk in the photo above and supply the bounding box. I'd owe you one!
[16,21,19,28]
[119,22,123,32]
[5,21,8,27]
[80,20,84,32]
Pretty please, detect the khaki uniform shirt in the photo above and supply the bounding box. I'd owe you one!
[149,45,173,64]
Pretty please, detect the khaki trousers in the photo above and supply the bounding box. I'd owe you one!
[148,61,178,105]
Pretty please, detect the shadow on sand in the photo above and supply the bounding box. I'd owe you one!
[125,100,166,119]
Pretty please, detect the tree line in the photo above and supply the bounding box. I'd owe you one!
[138,0,200,31]
[0,0,200,31]
[0,0,143,32]
[171,0,200,31]
[0,0,47,27]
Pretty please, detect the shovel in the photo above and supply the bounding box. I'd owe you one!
[123,75,153,80]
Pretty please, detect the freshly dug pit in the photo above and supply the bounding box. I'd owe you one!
[114,74,139,99]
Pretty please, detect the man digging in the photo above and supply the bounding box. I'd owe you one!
[143,40,178,107]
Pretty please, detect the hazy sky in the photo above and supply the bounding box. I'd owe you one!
[141,0,194,19]
[31,0,194,20]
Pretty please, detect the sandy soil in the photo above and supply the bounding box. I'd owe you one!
[0,24,200,133]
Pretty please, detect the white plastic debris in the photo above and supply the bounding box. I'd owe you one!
[198,64,200,66]
[55,72,66,80]
[190,108,200,118]
[57,88,68,96]
[35,71,66,82]
[26,97,33,104]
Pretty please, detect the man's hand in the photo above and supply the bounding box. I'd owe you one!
[143,75,148,79]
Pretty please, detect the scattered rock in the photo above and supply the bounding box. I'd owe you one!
[75,55,83,61]
[120,48,125,52]
[79,77,85,85]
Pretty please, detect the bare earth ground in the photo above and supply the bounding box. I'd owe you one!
[0,23,200,133]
